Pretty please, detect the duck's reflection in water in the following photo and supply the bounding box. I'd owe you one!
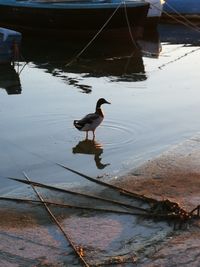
[73,139,110,169]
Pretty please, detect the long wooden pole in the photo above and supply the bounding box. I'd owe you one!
[0,196,146,215]
[23,171,90,267]
[8,176,150,212]
[56,162,156,203]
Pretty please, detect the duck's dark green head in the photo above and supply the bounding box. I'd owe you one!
[96,98,111,108]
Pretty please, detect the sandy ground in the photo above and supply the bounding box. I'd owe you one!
[113,134,200,266]
[114,136,200,211]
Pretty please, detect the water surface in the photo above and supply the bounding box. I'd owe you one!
[0,24,200,194]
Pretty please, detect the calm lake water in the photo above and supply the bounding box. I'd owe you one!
[0,24,200,194]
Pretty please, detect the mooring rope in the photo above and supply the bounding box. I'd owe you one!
[149,0,200,33]
[163,1,200,32]
[65,1,123,67]
[123,1,139,49]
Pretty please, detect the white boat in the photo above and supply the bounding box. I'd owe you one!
[113,0,165,27]
[0,27,21,64]
[146,0,164,22]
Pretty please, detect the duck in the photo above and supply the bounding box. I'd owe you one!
[73,98,111,139]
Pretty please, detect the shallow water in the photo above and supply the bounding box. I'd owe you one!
[0,24,200,194]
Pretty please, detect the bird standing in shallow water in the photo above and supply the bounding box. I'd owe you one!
[74,98,111,139]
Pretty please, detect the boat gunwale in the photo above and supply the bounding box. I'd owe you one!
[0,0,150,9]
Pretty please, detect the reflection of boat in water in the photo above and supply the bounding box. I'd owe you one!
[21,36,147,86]
[18,30,161,91]
[0,64,21,94]
[158,24,200,45]
[73,139,110,169]
[66,51,146,82]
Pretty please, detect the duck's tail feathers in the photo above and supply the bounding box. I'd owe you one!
[74,120,82,130]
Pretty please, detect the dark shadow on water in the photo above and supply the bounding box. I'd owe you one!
[158,24,200,45]
[0,64,21,95]
[73,139,110,169]
[20,32,155,89]
[0,29,163,95]
[23,42,146,83]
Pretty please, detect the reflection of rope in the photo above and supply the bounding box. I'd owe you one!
[158,47,200,70]
[65,2,123,67]
[144,1,200,71]
[18,61,29,75]
[163,1,200,32]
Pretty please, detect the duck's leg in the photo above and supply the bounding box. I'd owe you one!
[92,130,95,140]
[86,131,88,140]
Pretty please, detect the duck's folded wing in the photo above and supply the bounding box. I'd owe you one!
[78,113,99,126]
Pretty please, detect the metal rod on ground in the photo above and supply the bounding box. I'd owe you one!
[8,176,150,212]
[22,171,90,267]
[56,162,157,203]
[0,195,192,221]
[0,196,147,216]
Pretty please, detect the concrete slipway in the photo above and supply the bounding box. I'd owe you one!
[1,134,200,266]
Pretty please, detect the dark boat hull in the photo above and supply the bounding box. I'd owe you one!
[0,1,149,35]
